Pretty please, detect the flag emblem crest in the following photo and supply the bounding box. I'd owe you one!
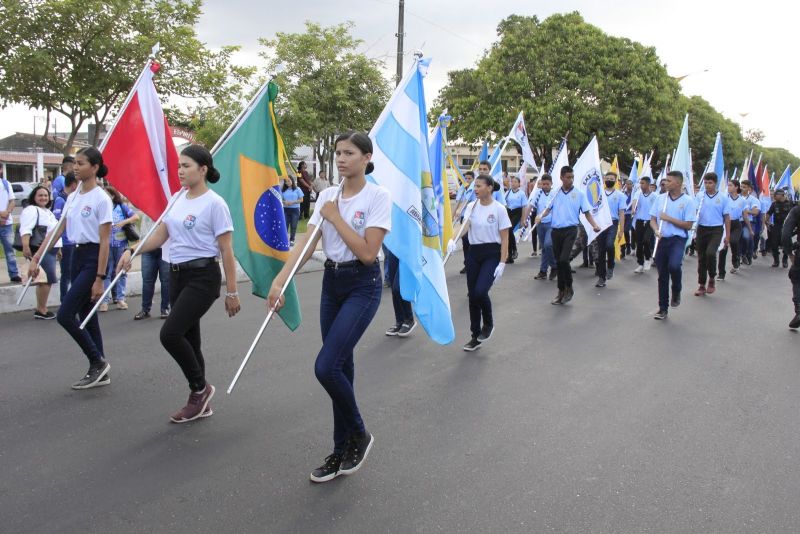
[352,211,366,230]
[81,206,92,218]
[487,214,496,224]
[582,170,603,209]
[183,215,196,229]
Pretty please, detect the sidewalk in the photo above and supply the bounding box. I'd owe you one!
[0,232,328,314]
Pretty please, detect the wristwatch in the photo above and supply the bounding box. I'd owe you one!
[96,273,107,280]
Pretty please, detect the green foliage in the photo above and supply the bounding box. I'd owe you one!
[683,95,748,177]
[759,147,800,176]
[258,21,391,173]
[0,0,250,153]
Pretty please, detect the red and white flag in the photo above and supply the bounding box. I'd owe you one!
[102,62,180,219]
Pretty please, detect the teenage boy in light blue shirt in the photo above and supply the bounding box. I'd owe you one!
[693,172,731,296]
[595,172,627,287]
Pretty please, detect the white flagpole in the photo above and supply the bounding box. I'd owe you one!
[443,200,477,266]
[16,46,160,306]
[79,188,186,329]
[228,181,344,394]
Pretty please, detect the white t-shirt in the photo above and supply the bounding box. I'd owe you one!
[309,183,392,262]
[164,189,233,264]
[467,200,512,244]
[66,186,113,244]
[0,180,13,226]
[19,205,62,248]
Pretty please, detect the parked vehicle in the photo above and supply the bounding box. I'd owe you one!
[11,182,36,207]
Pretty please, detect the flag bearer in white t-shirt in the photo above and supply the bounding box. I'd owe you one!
[269,131,391,484]
[30,147,113,390]
[119,145,240,423]
[448,174,511,352]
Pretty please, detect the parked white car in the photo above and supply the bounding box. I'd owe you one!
[11,182,37,207]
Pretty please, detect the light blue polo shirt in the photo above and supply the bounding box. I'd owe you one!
[634,191,655,222]
[697,191,729,227]
[604,189,627,221]
[649,192,697,238]
[550,187,592,229]
[504,189,526,210]
[726,194,746,221]
[460,187,476,217]
[743,194,760,222]
[281,187,304,210]
[624,191,633,215]
[529,189,552,224]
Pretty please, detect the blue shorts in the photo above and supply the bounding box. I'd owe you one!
[37,249,59,284]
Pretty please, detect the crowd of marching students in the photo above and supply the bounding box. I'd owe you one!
[9,134,800,486]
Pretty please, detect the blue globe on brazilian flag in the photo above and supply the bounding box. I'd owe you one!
[210,82,301,330]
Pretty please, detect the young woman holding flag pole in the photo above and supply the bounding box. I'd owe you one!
[266,131,391,483]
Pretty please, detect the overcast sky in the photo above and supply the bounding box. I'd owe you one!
[3,0,798,157]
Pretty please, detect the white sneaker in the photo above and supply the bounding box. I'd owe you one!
[644,260,652,271]
[633,265,644,274]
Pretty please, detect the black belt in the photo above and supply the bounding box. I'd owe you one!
[74,242,99,249]
[170,257,217,272]
[324,259,377,270]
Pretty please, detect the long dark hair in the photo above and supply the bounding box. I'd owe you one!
[476,174,500,192]
[334,131,375,175]
[105,185,124,206]
[181,144,220,183]
[77,147,108,178]
[282,177,296,192]
[27,185,52,209]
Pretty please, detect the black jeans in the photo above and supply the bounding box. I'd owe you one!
[507,207,522,259]
[160,261,221,392]
[465,243,500,337]
[790,252,800,305]
[385,249,412,324]
[596,222,618,280]
[768,224,788,263]
[461,234,470,268]
[695,225,723,284]
[622,213,633,255]
[56,243,105,364]
[552,226,579,290]
[635,219,652,265]
[718,220,742,273]
[300,190,311,219]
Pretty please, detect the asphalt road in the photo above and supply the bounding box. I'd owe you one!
[2,250,799,533]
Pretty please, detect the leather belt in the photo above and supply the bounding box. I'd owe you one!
[170,257,217,272]
[324,259,376,270]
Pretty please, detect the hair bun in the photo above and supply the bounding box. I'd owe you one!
[365,162,375,175]
[97,164,109,178]
[493,180,500,192]
[207,166,221,184]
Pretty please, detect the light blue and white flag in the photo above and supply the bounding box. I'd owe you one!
[708,132,725,192]
[369,58,455,345]
[671,114,695,201]
[775,164,794,198]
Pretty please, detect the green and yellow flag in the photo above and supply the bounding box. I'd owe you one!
[211,82,301,330]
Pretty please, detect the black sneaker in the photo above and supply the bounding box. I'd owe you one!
[548,271,557,281]
[72,362,111,390]
[10,275,22,283]
[561,287,574,303]
[654,309,668,320]
[607,267,614,280]
[506,258,515,264]
[339,431,374,476]
[463,337,482,351]
[385,323,402,336]
[783,257,789,268]
[397,321,416,337]
[477,325,494,342]
[534,271,547,280]
[134,309,151,320]
[459,267,467,274]
[309,453,343,483]
[670,292,681,307]
[33,310,56,320]
[595,278,606,288]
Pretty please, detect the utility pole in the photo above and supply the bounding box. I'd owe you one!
[395,0,405,87]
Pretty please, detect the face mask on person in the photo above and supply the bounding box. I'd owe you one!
[605,180,616,188]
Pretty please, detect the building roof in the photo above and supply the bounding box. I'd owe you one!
[0,132,67,153]
[0,151,64,165]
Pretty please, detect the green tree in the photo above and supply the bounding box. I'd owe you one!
[0,0,248,154]
[433,13,685,170]
[258,21,391,175]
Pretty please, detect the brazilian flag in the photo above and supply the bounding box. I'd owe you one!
[211,82,301,330]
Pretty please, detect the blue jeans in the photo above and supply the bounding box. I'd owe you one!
[596,223,618,280]
[0,224,19,278]
[466,243,500,337]
[141,248,170,313]
[103,245,127,303]
[284,208,300,241]
[59,245,74,303]
[56,244,105,363]
[317,261,382,454]
[740,224,754,261]
[654,236,685,311]
[536,222,555,272]
[385,250,413,324]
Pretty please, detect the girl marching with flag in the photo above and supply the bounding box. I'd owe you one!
[448,174,511,351]
[269,131,391,483]
[118,145,241,423]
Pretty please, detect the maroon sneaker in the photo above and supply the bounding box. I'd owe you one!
[694,285,706,296]
[170,384,215,424]
[706,279,716,295]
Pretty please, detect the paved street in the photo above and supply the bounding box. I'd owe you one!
[2,251,799,533]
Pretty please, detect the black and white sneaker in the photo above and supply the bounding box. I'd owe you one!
[71,362,111,390]
[477,325,494,342]
[339,432,374,476]
[463,337,482,352]
[310,453,343,483]
[397,321,416,337]
[654,309,668,321]
[607,267,614,280]
[33,310,56,320]
[385,323,402,336]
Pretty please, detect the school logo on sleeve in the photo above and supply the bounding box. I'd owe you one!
[183,214,197,229]
[80,206,92,218]
[352,210,366,230]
